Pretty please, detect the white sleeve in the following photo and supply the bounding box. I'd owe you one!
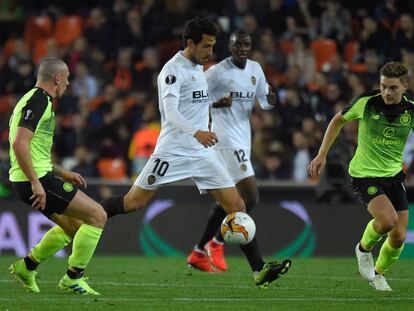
[255,65,273,110]
[164,94,198,136]
[205,65,220,105]
[159,67,181,99]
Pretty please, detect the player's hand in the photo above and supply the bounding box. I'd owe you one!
[267,86,277,106]
[213,96,232,108]
[30,179,46,211]
[308,155,326,179]
[194,130,219,148]
[62,170,87,188]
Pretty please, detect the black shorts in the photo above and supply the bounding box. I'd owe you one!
[350,170,408,211]
[12,172,78,218]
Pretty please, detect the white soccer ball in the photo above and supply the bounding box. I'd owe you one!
[220,212,256,245]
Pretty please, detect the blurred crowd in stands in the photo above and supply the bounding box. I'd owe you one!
[1,0,414,187]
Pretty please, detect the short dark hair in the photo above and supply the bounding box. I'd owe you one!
[230,29,249,39]
[183,17,218,46]
[380,62,409,84]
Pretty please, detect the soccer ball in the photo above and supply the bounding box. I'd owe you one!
[220,212,256,245]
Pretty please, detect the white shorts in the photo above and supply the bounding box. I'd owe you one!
[134,152,235,193]
[215,148,254,183]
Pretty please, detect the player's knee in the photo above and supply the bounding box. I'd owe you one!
[233,196,246,213]
[95,206,107,227]
[389,228,406,247]
[391,235,405,248]
[221,196,245,213]
[378,217,398,233]
[85,205,107,228]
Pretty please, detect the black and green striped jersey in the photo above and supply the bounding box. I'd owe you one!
[341,90,414,178]
[9,87,55,182]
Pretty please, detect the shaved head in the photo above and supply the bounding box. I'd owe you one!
[229,29,250,46]
[37,58,68,82]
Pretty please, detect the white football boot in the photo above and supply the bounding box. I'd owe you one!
[370,274,392,291]
[355,243,375,281]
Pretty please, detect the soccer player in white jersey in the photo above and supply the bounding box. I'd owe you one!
[186,30,291,276]
[100,17,290,288]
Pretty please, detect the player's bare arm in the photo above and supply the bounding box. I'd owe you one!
[308,112,347,178]
[12,126,46,210]
[53,163,87,188]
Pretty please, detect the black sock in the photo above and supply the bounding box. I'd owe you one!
[196,203,226,249]
[359,244,369,253]
[214,228,225,243]
[100,195,125,218]
[67,267,84,279]
[240,238,265,272]
[24,256,38,271]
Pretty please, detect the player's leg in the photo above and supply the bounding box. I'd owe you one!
[187,187,244,272]
[58,190,106,295]
[355,194,395,281]
[20,215,81,272]
[102,155,178,217]
[191,177,258,271]
[376,210,407,274]
[100,185,157,217]
[206,177,260,271]
[212,176,259,242]
[370,210,407,291]
[188,150,252,271]
[210,187,291,287]
[10,175,82,293]
[372,180,409,291]
[187,202,226,272]
[9,219,77,294]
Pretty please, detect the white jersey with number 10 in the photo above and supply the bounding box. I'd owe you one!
[155,51,211,156]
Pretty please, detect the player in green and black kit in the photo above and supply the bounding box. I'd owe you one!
[309,62,412,291]
[9,58,107,295]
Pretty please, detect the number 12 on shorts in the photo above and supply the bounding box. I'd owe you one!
[234,150,247,163]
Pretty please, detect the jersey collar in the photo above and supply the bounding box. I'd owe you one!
[35,87,54,101]
[177,51,199,68]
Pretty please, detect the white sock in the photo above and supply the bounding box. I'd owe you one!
[212,237,224,245]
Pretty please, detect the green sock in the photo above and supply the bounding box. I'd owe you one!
[31,226,72,263]
[375,238,404,274]
[68,224,103,269]
[360,219,384,251]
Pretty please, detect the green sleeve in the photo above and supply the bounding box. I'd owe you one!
[341,96,369,121]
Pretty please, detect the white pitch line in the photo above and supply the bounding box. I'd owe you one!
[1,279,414,293]
[175,297,414,302]
[0,297,414,302]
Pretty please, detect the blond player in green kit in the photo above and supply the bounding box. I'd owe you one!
[309,62,412,291]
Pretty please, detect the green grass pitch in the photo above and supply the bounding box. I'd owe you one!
[1,256,414,310]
